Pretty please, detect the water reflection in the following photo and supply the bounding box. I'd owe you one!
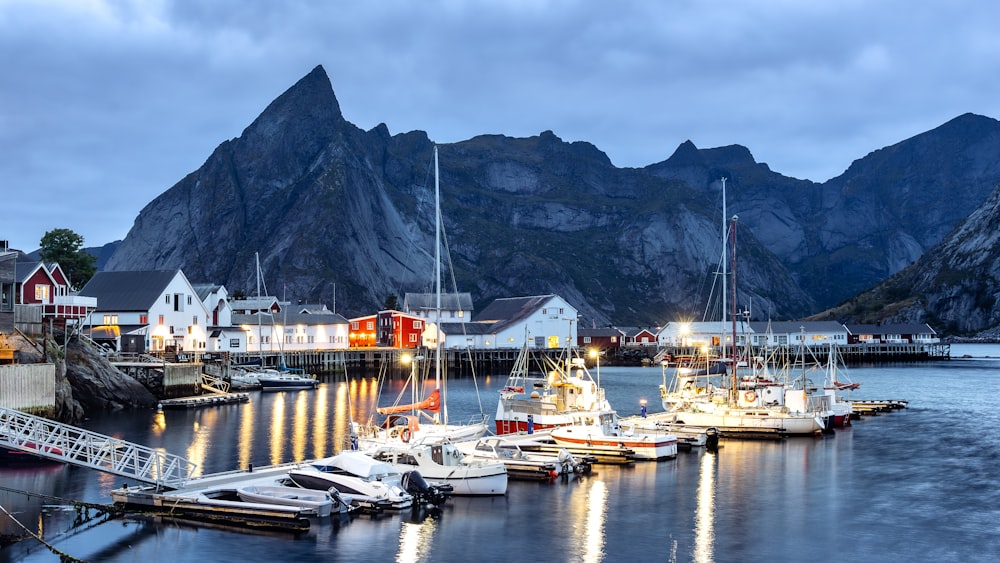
[397,516,438,562]
[312,385,329,459]
[268,393,286,465]
[292,391,309,462]
[694,451,716,563]
[583,480,608,563]
[238,398,254,470]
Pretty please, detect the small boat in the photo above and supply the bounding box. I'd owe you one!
[228,368,261,389]
[457,436,592,481]
[370,441,508,496]
[287,451,418,509]
[235,484,337,517]
[550,412,678,461]
[257,369,319,391]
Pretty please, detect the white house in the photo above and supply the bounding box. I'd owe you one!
[79,270,213,354]
[748,321,848,348]
[657,321,752,349]
[429,294,578,350]
[232,311,350,354]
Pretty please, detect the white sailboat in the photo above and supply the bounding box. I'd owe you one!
[353,145,489,448]
[660,179,827,437]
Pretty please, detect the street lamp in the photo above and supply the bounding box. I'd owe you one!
[589,347,601,389]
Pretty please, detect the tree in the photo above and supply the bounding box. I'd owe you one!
[39,228,97,290]
[383,294,400,311]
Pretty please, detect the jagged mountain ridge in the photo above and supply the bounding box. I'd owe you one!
[105,65,1000,329]
[814,182,1000,335]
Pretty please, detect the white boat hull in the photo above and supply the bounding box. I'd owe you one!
[550,427,678,460]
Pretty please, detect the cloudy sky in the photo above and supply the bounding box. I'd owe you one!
[2,0,998,252]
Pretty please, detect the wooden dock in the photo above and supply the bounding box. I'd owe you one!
[157,392,250,409]
[848,399,909,417]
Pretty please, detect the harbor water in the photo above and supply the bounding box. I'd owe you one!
[3,343,1000,562]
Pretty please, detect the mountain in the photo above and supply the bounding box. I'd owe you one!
[104,65,1000,331]
[813,182,1000,335]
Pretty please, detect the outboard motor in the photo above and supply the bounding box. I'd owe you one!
[402,470,448,506]
[705,427,720,451]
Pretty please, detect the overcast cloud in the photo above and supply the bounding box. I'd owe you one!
[2,0,998,251]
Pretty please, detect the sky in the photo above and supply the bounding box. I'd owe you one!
[3,0,999,252]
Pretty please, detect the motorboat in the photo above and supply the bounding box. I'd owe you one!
[456,436,592,481]
[550,411,678,460]
[369,440,508,496]
[287,451,416,509]
[235,483,338,517]
[257,369,319,391]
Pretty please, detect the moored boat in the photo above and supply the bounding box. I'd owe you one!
[456,436,592,480]
[369,440,508,496]
[257,369,319,391]
[235,484,338,517]
[550,411,678,461]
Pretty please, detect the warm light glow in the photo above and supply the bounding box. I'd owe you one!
[401,353,412,365]
[694,449,716,562]
[583,480,608,563]
[680,322,691,335]
[269,393,286,465]
[589,348,598,359]
[238,397,255,471]
[397,518,437,561]
[292,391,309,462]
[312,385,329,459]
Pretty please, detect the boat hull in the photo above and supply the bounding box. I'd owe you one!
[550,429,678,460]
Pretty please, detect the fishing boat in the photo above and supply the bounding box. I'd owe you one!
[369,440,508,496]
[550,411,679,460]
[494,345,615,435]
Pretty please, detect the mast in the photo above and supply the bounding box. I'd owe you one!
[730,215,739,401]
[434,145,445,424]
[720,177,728,361]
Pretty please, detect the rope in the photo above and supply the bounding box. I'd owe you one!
[0,501,86,562]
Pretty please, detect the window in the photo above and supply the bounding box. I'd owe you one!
[414,320,423,329]
[192,316,198,326]
[187,296,192,305]
[165,295,170,304]
[351,321,359,330]
[409,333,417,343]
[169,326,175,335]
[286,335,293,344]
[139,315,148,324]
[366,321,374,330]
[102,315,118,325]
[187,326,192,334]
[158,315,165,326]
[34,285,50,301]
[583,336,592,343]
[230,338,240,348]
[308,335,314,344]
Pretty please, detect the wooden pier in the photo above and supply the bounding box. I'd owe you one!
[157,392,250,410]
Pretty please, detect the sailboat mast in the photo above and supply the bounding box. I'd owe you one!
[720,177,728,361]
[434,145,445,424]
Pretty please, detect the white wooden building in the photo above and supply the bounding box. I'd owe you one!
[428,294,578,350]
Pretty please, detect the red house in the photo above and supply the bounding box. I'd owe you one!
[15,261,66,305]
[578,327,625,349]
[348,310,426,348]
[349,314,378,348]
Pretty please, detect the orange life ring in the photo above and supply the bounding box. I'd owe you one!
[744,390,757,402]
[401,428,411,443]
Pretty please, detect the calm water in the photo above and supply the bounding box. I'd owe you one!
[3,344,1000,562]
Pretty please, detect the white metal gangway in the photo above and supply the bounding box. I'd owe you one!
[0,406,197,489]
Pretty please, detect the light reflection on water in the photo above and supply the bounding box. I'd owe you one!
[4,351,1000,562]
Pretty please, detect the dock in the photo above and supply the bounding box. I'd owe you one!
[157,392,250,409]
[848,399,909,417]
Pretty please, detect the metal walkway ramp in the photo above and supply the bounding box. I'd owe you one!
[0,406,197,489]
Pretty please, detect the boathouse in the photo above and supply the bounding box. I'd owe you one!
[747,321,849,347]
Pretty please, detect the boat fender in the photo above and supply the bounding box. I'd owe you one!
[401,428,411,443]
[744,390,757,402]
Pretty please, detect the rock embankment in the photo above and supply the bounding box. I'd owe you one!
[8,333,157,423]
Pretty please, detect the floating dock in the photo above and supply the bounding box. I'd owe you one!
[848,399,909,417]
[157,392,251,409]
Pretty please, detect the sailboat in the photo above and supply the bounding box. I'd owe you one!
[659,179,827,437]
[352,145,489,447]
[248,252,318,391]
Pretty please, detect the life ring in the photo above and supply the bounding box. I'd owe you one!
[744,390,757,402]
[401,428,411,443]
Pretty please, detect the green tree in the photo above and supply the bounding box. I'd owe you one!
[39,228,97,290]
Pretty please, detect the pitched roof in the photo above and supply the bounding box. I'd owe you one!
[191,283,224,302]
[78,270,181,312]
[748,320,846,334]
[473,295,558,323]
[438,321,497,335]
[845,323,936,335]
[232,312,349,326]
[579,327,625,338]
[404,292,474,312]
